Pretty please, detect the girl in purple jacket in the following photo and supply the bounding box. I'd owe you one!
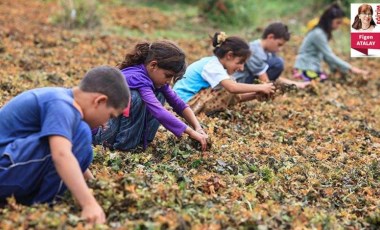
[93,41,208,151]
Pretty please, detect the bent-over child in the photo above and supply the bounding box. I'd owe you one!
[0,66,130,224]
[234,22,310,89]
[93,41,208,151]
[173,32,275,115]
[294,4,368,81]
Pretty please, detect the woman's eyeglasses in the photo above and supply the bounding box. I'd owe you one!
[359,13,373,17]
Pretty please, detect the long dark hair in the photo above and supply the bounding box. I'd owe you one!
[118,40,186,80]
[316,3,345,40]
[351,4,376,30]
[212,32,251,60]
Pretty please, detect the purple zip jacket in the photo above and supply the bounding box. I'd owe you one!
[121,64,188,138]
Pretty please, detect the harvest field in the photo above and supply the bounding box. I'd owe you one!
[0,0,380,229]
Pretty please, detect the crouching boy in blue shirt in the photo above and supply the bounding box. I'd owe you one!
[234,22,310,89]
[0,66,130,224]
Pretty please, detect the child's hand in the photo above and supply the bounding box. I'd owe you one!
[81,201,106,224]
[360,69,370,76]
[196,128,209,138]
[351,66,369,75]
[294,81,311,89]
[259,83,276,94]
[189,129,208,151]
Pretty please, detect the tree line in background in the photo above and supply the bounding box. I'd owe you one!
[53,0,353,29]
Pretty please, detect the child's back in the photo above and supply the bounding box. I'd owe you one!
[0,87,86,149]
[174,56,226,103]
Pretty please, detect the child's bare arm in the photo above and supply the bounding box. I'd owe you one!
[275,77,310,89]
[237,92,260,102]
[182,107,207,136]
[180,108,208,151]
[258,73,270,82]
[220,79,275,94]
[350,66,369,75]
[49,136,105,224]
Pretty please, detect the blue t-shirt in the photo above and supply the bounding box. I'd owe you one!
[173,56,230,103]
[234,39,272,80]
[0,87,92,159]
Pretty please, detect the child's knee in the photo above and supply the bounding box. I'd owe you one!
[131,90,143,105]
[129,90,149,115]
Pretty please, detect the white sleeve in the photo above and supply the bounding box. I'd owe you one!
[201,58,230,89]
[256,65,269,76]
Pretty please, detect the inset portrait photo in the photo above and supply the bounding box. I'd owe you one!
[351,3,378,32]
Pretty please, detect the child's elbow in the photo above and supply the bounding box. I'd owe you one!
[51,150,68,163]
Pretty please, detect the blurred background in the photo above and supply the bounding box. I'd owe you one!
[50,0,379,55]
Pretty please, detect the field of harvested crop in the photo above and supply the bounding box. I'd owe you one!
[1,0,380,229]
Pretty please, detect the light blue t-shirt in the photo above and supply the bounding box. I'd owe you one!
[0,87,92,159]
[173,56,230,102]
[234,39,272,80]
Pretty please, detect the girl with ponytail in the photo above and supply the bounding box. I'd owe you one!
[173,32,275,115]
[93,41,208,151]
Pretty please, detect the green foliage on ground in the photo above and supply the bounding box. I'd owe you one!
[1,0,380,229]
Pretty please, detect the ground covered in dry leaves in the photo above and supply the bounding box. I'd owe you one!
[0,0,380,229]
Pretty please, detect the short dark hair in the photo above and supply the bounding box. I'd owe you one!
[212,32,251,60]
[118,40,186,82]
[262,22,290,41]
[79,66,130,109]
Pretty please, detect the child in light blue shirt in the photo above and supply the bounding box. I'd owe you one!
[174,32,275,114]
[174,55,231,103]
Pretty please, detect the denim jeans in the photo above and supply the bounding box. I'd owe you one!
[0,125,92,205]
[93,90,165,151]
[238,55,284,83]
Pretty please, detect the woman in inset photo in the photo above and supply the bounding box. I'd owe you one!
[352,4,376,31]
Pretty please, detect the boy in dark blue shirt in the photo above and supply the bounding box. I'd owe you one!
[0,66,130,224]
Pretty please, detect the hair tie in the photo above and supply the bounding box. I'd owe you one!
[216,32,227,47]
